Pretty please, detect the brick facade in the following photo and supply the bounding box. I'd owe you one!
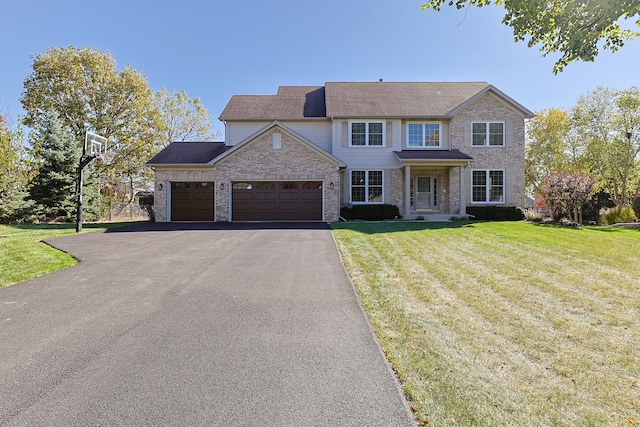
[151,86,530,222]
[450,92,526,208]
[153,126,341,222]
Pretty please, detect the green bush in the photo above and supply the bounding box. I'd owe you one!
[632,192,640,219]
[466,206,525,221]
[599,207,637,225]
[138,195,155,222]
[340,204,401,221]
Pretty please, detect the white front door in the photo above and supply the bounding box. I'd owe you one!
[414,176,437,210]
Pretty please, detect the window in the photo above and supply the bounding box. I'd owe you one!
[350,121,385,146]
[351,170,383,203]
[232,182,252,190]
[279,182,298,190]
[472,170,504,203]
[256,182,275,190]
[472,122,505,146]
[408,122,441,147]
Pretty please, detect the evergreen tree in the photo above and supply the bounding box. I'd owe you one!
[29,113,81,221]
[0,117,36,223]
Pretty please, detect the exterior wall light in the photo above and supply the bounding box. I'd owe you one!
[220,182,224,190]
[158,183,163,191]
[329,182,334,189]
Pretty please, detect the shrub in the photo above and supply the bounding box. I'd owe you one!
[340,204,400,221]
[539,172,596,223]
[633,192,640,219]
[523,208,545,222]
[582,191,615,224]
[599,207,637,225]
[466,206,525,221]
[138,195,155,222]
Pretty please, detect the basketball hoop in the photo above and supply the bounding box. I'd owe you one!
[94,152,114,165]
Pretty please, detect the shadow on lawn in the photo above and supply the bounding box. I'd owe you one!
[331,220,476,234]
[12,222,145,231]
[530,221,640,233]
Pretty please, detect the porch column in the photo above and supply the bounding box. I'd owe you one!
[404,165,411,217]
[459,165,466,215]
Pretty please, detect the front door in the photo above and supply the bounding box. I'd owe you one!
[414,176,437,211]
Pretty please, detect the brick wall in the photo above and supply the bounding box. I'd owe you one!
[450,92,526,207]
[153,129,341,222]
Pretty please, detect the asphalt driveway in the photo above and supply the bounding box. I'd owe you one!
[0,223,414,426]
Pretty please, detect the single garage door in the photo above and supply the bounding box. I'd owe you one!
[232,181,322,221]
[171,181,214,221]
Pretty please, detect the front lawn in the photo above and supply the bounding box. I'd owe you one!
[0,223,132,288]
[332,221,640,426]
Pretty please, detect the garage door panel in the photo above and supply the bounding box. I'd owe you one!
[255,201,277,210]
[278,193,300,201]
[255,192,276,201]
[232,181,322,221]
[171,181,214,221]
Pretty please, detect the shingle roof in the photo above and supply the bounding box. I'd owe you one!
[219,86,326,121]
[325,82,491,118]
[218,81,534,122]
[147,142,228,165]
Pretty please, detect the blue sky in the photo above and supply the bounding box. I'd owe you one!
[1,0,639,137]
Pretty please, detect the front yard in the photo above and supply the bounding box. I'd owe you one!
[332,221,640,426]
[0,223,130,288]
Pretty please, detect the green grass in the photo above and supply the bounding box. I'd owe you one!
[0,223,134,288]
[332,221,640,427]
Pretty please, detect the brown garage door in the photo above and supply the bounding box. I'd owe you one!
[232,181,322,221]
[171,182,214,221]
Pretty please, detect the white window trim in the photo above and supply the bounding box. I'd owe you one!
[406,121,442,149]
[348,120,386,147]
[471,121,505,147]
[350,170,384,204]
[470,169,506,205]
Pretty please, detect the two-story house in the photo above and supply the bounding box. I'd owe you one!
[147,81,534,222]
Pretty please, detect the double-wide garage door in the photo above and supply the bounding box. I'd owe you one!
[232,181,322,221]
[171,182,214,221]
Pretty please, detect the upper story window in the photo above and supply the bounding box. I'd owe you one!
[349,121,385,147]
[472,122,505,146]
[407,122,441,148]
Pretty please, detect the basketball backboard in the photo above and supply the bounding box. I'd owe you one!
[84,131,113,164]
[85,131,107,155]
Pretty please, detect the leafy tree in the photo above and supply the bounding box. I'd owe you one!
[155,88,220,146]
[539,172,597,223]
[525,108,586,194]
[573,87,640,207]
[0,116,36,223]
[21,46,164,203]
[28,113,83,221]
[421,1,640,73]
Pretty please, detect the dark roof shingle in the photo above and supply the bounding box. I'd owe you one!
[325,82,490,118]
[219,86,326,120]
[394,149,473,161]
[147,142,228,165]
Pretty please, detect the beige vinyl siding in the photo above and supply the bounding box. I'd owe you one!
[226,121,332,153]
[332,120,402,169]
[226,122,270,146]
[285,122,332,153]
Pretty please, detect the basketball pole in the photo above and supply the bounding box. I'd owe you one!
[76,131,108,233]
[75,151,98,233]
